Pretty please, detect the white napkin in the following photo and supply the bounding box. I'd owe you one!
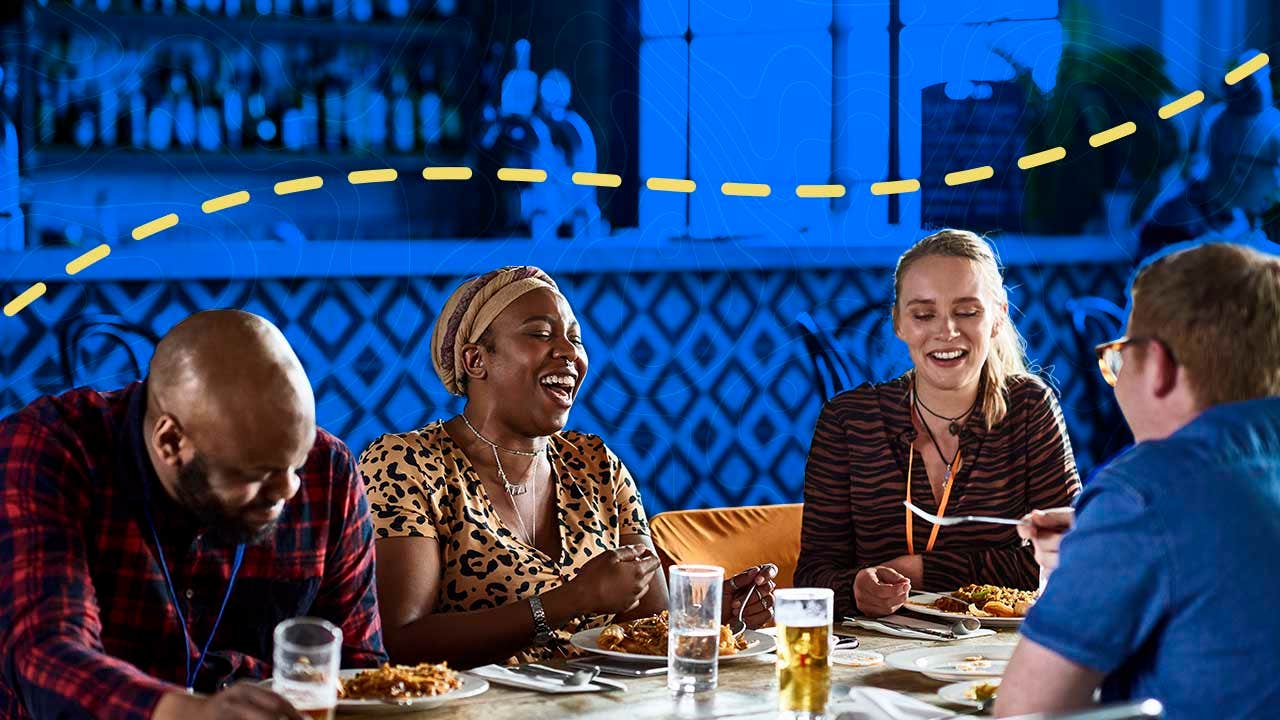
[470,664,619,694]
[830,687,952,720]
[842,615,995,641]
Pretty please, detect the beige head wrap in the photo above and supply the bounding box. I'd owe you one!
[431,266,560,396]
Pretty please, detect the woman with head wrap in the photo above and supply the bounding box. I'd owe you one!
[360,266,776,667]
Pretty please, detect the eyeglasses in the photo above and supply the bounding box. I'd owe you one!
[1093,336,1172,387]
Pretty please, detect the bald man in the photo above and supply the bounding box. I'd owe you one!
[0,310,386,720]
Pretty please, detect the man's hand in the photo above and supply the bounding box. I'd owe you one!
[1018,507,1075,572]
[154,683,305,720]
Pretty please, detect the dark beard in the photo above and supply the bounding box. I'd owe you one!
[175,452,278,546]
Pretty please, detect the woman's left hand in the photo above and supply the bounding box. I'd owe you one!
[721,564,778,628]
[881,554,924,587]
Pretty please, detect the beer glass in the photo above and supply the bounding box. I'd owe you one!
[775,588,833,719]
[273,617,342,720]
[667,564,724,695]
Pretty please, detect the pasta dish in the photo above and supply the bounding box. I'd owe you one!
[597,611,749,656]
[337,662,462,700]
[930,584,1037,618]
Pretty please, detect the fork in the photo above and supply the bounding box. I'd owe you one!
[904,501,1024,527]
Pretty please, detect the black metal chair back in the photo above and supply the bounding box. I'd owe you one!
[57,314,160,389]
[1065,296,1132,471]
[795,311,857,401]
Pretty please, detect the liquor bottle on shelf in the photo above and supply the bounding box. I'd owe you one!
[171,70,197,149]
[321,62,345,151]
[390,67,414,153]
[417,61,441,148]
[366,65,389,152]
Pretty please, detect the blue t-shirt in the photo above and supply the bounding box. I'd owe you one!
[1021,397,1280,720]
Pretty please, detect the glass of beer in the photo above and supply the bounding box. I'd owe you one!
[667,564,724,695]
[273,617,342,720]
[775,588,834,719]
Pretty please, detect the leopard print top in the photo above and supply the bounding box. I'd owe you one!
[359,420,651,664]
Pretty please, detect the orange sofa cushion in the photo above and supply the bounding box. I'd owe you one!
[649,504,803,588]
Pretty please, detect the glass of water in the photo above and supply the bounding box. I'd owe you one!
[667,564,724,695]
[775,588,834,719]
[273,617,343,720]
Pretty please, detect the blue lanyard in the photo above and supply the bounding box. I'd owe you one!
[141,479,246,692]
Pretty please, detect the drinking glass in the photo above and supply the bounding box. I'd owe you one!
[667,564,724,695]
[273,617,342,720]
[775,588,833,719]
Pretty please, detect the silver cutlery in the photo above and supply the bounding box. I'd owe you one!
[904,501,1024,527]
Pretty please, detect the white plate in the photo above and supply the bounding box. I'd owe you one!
[885,644,1013,682]
[904,592,1027,628]
[937,678,1002,707]
[265,669,489,715]
[569,627,776,661]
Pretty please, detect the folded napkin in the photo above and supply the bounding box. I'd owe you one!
[470,664,624,694]
[842,614,995,641]
[830,687,951,720]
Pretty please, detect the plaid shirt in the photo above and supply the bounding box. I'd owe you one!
[0,382,386,720]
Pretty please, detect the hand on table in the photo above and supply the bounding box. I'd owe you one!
[853,566,911,618]
[1017,507,1075,573]
[721,563,778,628]
[155,683,304,720]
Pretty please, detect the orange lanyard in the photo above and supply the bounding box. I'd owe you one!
[905,441,963,555]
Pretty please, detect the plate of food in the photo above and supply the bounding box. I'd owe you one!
[937,678,1001,707]
[267,663,488,715]
[905,584,1037,628]
[885,644,1012,682]
[570,611,776,661]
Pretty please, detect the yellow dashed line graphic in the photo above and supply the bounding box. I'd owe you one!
[572,172,622,188]
[721,182,771,197]
[423,166,474,180]
[1018,147,1067,170]
[1159,91,1205,120]
[202,191,251,214]
[274,176,324,195]
[65,244,112,276]
[498,168,547,183]
[795,184,847,198]
[1226,53,1269,85]
[646,177,696,193]
[131,213,179,241]
[945,166,995,186]
[871,179,921,196]
[5,55,1272,317]
[348,169,399,184]
[1090,122,1138,148]
[4,283,46,317]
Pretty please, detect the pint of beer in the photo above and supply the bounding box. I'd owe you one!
[774,588,833,719]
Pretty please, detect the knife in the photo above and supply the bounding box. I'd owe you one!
[511,664,629,692]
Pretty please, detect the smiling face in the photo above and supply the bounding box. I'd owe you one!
[467,287,589,436]
[894,255,1001,395]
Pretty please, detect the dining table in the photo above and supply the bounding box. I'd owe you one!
[348,629,1020,719]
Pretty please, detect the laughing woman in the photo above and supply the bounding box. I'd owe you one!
[794,230,1082,619]
[360,266,776,667]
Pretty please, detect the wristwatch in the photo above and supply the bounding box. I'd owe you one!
[529,594,553,646]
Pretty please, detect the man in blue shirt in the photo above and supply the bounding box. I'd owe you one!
[997,243,1280,719]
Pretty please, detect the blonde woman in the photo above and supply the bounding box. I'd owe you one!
[795,230,1081,618]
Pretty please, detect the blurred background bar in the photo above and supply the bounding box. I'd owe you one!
[1,0,1278,511]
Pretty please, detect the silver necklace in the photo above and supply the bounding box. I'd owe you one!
[459,414,542,545]
[459,413,546,496]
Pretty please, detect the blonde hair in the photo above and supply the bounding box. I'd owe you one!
[1129,243,1280,408]
[892,229,1030,429]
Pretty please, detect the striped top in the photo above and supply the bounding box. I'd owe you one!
[795,373,1081,618]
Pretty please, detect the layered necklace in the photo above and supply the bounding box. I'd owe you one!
[460,413,548,546]
[914,387,979,436]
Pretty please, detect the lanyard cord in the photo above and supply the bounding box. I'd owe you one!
[905,393,964,555]
[141,479,246,692]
